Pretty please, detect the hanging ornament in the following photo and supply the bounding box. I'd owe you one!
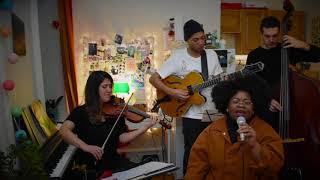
[2,80,15,91]
[168,18,175,39]
[0,25,11,38]
[51,20,60,29]
[8,53,19,64]
[11,106,22,118]
[15,130,27,141]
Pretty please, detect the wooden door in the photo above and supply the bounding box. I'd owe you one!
[240,9,267,54]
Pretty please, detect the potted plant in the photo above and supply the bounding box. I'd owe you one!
[0,138,47,179]
[45,96,64,122]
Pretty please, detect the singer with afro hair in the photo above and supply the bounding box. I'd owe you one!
[185,75,284,180]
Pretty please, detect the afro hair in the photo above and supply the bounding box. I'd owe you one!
[211,75,272,119]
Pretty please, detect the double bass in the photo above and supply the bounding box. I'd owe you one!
[279,1,320,179]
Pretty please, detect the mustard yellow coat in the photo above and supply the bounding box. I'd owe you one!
[185,116,284,180]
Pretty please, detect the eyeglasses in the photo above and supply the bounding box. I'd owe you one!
[230,98,253,106]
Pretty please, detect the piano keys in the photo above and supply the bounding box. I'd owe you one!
[50,144,76,178]
[41,132,77,179]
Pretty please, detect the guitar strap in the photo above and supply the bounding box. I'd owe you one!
[201,50,209,80]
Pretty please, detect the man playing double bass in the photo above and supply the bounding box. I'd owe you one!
[246,16,320,131]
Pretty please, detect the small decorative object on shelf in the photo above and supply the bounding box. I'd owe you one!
[205,32,212,45]
[211,30,220,48]
[45,96,64,122]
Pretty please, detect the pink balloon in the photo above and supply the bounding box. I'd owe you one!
[0,26,11,38]
[2,80,15,91]
[8,53,19,64]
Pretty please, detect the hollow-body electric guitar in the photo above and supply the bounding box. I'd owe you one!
[155,62,264,117]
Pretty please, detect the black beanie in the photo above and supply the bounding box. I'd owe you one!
[183,19,204,41]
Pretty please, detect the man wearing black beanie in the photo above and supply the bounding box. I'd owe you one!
[183,19,204,41]
[150,19,223,174]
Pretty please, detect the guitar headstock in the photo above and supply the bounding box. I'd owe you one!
[147,112,172,129]
[159,119,172,129]
[241,62,265,75]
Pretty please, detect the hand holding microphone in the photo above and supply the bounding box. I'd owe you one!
[236,116,257,146]
[236,116,246,141]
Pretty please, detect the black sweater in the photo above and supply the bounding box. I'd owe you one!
[246,43,320,88]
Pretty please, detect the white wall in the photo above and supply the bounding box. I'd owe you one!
[0,11,15,152]
[38,0,67,121]
[73,0,221,39]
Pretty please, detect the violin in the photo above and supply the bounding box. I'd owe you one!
[102,96,172,129]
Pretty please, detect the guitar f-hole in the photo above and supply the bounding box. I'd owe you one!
[187,86,194,95]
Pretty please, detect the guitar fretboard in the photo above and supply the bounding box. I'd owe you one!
[192,71,243,92]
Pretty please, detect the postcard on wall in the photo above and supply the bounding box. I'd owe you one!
[127,46,136,57]
[125,58,136,74]
[106,44,117,56]
[114,34,123,44]
[88,43,97,56]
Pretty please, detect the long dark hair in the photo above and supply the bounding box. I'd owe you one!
[84,71,113,123]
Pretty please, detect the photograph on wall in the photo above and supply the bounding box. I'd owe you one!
[114,34,123,44]
[88,43,97,56]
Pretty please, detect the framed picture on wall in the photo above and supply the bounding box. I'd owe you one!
[88,43,97,56]
[11,13,26,56]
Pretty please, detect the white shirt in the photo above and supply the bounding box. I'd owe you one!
[158,48,223,119]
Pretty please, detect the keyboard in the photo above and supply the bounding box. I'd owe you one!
[41,132,77,179]
[49,144,77,178]
[106,161,178,180]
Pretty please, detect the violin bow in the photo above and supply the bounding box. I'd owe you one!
[101,93,134,149]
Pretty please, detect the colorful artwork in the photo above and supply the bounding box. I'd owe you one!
[79,35,154,103]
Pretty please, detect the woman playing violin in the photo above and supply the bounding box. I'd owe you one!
[59,71,159,178]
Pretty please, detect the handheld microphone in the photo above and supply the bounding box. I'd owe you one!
[236,116,246,141]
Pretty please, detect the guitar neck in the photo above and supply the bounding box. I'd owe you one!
[192,71,243,92]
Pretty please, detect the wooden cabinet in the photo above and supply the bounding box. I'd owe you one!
[239,9,266,54]
[221,9,305,54]
[221,10,241,33]
[221,9,266,54]
[267,10,305,40]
